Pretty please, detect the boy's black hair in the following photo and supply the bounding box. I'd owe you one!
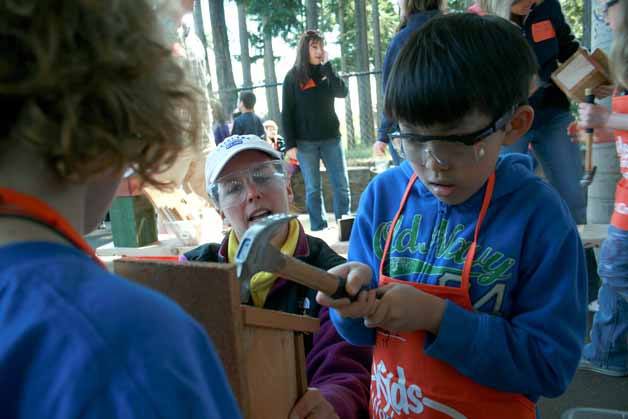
[239,91,256,110]
[385,13,538,128]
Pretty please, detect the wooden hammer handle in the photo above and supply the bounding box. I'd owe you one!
[584,88,595,172]
[277,255,365,300]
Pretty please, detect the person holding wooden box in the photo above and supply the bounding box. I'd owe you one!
[576,0,628,377]
[0,1,241,418]
[183,135,372,419]
[476,0,589,225]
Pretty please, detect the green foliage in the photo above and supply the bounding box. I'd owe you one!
[246,0,304,48]
[560,0,583,42]
[330,0,399,72]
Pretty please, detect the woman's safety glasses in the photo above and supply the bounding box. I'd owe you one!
[209,160,288,209]
[388,109,514,167]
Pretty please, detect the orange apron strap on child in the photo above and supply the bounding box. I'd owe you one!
[371,173,536,419]
[531,20,556,43]
[0,187,105,269]
[611,96,628,230]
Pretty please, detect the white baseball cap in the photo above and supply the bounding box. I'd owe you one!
[205,135,282,192]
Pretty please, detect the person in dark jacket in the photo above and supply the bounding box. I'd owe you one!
[282,30,351,231]
[373,0,442,165]
[211,99,230,146]
[231,91,265,137]
[183,135,371,419]
[504,0,587,225]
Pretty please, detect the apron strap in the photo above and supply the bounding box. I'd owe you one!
[379,172,496,289]
[379,173,418,277]
[0,188,105,269]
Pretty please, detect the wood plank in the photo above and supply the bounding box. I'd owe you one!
[242,305,320,333]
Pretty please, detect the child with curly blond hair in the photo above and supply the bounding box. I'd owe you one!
[0,1,240,417]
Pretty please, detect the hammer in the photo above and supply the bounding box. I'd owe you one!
[581,88,597,187]
[235,213,368,304]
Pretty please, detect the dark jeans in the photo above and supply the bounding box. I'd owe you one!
[583,225,628,374]
[501,108,586,225]
[297,138,351,231]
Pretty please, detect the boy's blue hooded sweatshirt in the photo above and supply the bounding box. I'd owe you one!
[331,154,587,402]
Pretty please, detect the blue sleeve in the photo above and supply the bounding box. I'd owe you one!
[424,212,587,399]
[377,41,400,142]
[231,116,242,136]
[551,0,579,62]
[330,182,379,346]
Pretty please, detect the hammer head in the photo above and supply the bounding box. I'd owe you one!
[235,213,296,303]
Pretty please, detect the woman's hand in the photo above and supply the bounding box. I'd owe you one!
[578,103,611,129]
[373,140,388,156]
[289,388,338,419]
[364,283,446,335]
[286,147,298,162]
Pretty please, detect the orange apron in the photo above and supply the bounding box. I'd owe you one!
[0,187,105,268]
[610,95,628,231]
[370,173,535,419]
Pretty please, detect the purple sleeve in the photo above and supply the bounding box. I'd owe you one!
[307,307,372,419]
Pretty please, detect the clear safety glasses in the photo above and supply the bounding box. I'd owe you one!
[209,160,288,209]
[388,109,514,168]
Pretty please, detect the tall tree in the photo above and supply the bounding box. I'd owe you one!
[207,0,237,114]
[236,0,253,88]
[306,0,319,30]
[370,0,383,121]
[354,0,374,143]
[193,0,211,90]
[248,0,303,127]
[337,0,355,147]
[263,15,281,123]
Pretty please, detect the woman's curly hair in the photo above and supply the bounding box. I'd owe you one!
[0,0,200,186]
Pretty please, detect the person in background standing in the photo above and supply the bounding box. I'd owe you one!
[212,99,231,146]
[282,30,351,231]
[231,91,265,137]
[577,0,628,377]
[501,0,588,225]
[151,0,212,200]
[372,0,442,165]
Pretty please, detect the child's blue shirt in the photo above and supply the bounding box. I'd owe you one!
[0,242,241,418]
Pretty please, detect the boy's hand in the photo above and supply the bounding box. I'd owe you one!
[364,283,446,335]
[316,262,377,318]
[578,103,610,129]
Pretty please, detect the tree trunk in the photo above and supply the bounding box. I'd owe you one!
[193,0,212,92]
[237,1,252,88]
[263,19,281,125]
[305,0,319,30]
[207,0,237,114]
[338,0,355,147]
[354,0,375,144]
[371,0,383,121]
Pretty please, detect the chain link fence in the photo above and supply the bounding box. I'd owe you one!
[208,69,384,154]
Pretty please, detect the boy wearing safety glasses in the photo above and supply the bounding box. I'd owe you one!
[317,14,587,418]
[182,135,372,419]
